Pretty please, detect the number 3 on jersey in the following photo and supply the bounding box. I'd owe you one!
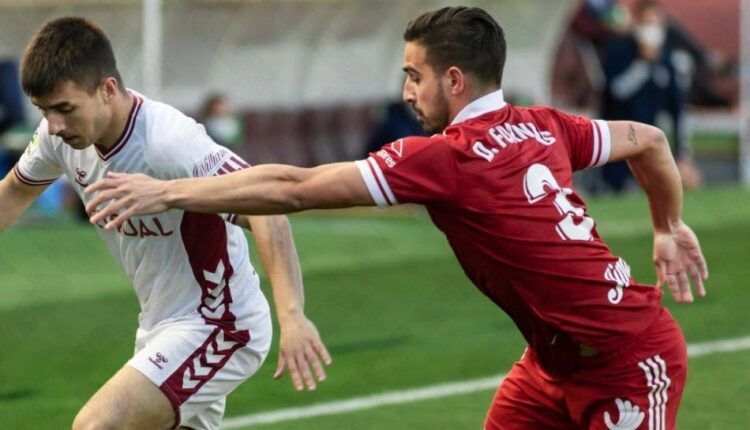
[523,163,594,241]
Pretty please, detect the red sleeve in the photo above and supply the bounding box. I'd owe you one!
[544,109,611,171]
[355,136,457,206]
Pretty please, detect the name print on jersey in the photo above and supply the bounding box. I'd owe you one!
[473,122,556,162]
[489,122,556,148]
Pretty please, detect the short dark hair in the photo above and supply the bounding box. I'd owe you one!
[21,16,124,98]
[403,6,506,87]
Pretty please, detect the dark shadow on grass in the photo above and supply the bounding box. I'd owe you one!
[326,335,411,355]
[0,389,34,401]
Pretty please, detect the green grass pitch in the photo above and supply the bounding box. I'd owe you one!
[0,185,748,429]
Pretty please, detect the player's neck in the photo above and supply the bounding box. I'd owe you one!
[447,87,497,125]
[96,91,135,150]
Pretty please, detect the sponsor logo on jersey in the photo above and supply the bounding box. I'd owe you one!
[377,149,397,168]
[24,129,40,157]
[605,258,632,304]
[193,148,230,177]
[90,212,174,238]
[74,168,90,188]
[390,139,404,158]
[604,398,645,430]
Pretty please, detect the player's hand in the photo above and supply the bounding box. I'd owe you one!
[653,221,708,303]
[274,312,332,391]
[85,172,169,229]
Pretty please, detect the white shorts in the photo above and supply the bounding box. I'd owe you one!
[127,296,272,430]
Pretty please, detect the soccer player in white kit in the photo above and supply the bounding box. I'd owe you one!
[0,17,331,429]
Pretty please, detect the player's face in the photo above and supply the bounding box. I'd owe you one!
[402,42,451,134]
[32,80,111,150]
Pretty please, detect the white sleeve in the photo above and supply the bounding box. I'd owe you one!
[183,124,249,225]
[14,120,63,186]
[587,119,612,168]
[146,109,249,224]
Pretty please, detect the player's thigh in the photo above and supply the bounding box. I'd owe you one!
[582,354,686,430]
[576,311,687,430]
[128,315,271,429]
[485,352,577,430]
[72,365,174,430]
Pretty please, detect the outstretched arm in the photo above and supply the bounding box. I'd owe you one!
[246,215,331,391]
[0,170,48,232]
[606,121,708,303]
[85,162,374,228]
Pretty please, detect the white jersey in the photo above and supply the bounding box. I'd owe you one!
[15,91,265,331]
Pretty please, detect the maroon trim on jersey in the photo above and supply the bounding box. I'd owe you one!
[367,158,394,205]
[215,154,251,176]
[158,212,251,414]
[219,165,235,174]
[95,94,143,161]
[213,157,250,224]
[229,156,250,169]
[12,164,56,186]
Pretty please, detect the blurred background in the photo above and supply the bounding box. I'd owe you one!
[0,1,749,429]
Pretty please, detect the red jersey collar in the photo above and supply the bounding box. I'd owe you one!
[450,89,506,126]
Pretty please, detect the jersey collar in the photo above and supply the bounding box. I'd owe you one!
[95,91,143,161]
[450,89,506,126]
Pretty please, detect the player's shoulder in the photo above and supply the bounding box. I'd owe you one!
[26,118,63,154]
[386,133,455,157]
[526,104,593,121]
[515,105,596,132]
[515,104,563,121]
[139,95,204,158]
[140,95,198,140]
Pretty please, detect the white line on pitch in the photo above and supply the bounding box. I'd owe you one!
[222,334,750,429]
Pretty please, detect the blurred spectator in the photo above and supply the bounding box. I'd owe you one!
[199,93,244,150]
[551,0,630,109]
[600,0,703,191]
[0,59,28,175]
[572,0,630,52]
[364,100,425,156]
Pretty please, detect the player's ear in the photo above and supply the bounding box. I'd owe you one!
[100,77,119,103]
[445,66,465,96]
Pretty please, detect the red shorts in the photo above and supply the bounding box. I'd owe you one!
[485,308,687,430]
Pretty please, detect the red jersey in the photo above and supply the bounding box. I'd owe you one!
[356,90,662,377]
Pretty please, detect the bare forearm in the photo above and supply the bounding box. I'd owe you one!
[0,175,42,232]
[166,163,362,215]
[85,161,373,229]
[249,215,306,325]
[627,130,683,232]
[0,203,25,232]
[165,165,308,215]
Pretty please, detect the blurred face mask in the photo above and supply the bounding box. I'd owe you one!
[635,24,665,48]
[206,115,242,146]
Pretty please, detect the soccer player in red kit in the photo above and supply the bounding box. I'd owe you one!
[86,6,707,429]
